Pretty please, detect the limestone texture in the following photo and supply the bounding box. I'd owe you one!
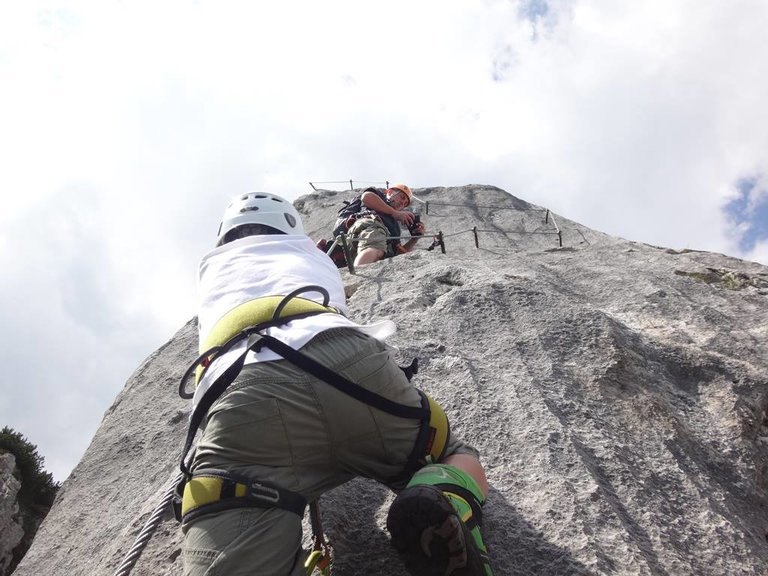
[0,452,24,576]
[14,185,768,575]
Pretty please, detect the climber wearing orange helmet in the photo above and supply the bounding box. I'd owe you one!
[348,183,426,267]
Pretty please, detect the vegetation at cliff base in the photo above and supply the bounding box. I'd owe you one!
[0,426,59,507]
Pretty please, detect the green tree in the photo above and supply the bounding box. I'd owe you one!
[0,426,60,507]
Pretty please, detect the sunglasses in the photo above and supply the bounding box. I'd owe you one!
[388,191,410,207]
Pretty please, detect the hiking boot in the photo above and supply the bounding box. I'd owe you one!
[387,464,492,576]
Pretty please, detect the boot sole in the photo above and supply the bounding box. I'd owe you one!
[387,485,486,576]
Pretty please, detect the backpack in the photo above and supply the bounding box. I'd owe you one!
[331,188,378,237]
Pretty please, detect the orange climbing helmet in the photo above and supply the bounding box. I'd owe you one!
[388,183,413,206]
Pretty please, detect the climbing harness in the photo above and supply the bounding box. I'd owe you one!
[178,285,449,478]
[177,286,340,469]
[174,468,307,522]
[174,285,450,575]
[179,286,341,397]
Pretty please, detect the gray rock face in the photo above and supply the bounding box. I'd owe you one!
[14,185,768,575]
[0,452,24,576]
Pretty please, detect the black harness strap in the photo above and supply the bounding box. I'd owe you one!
[256,333,441,486]
[435,482,484,528]
[256,333,428,421]
[180,333,264,476]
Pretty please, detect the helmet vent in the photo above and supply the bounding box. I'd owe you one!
[241,206,259,213]
[284,213,297,228]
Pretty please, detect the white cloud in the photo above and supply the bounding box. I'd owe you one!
[745,239,768,266]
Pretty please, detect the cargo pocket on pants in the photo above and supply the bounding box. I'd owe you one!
[199,397,295,468]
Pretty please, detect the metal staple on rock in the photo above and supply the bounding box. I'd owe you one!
[112,472,184,576]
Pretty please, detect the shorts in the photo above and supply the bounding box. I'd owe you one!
[182,327,478,576]
[347,216,390,257]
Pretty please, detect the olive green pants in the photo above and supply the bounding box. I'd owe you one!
[182,328,477,576]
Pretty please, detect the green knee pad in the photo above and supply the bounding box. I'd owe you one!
[407,464,485,507]
[390,464,493,575]
[407,463,490,569]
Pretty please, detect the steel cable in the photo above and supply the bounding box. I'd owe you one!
[112,472,184,576]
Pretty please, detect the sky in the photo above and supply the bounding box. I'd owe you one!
[1,0,767,482]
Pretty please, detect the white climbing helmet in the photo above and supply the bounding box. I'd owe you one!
[216,192,305,244]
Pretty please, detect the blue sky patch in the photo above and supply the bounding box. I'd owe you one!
[724,176,768,252]
[519,0,550,22]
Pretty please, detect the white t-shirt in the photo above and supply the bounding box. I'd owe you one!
[192,234,395,409]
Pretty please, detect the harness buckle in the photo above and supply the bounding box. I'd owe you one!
[249,481,280,505]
